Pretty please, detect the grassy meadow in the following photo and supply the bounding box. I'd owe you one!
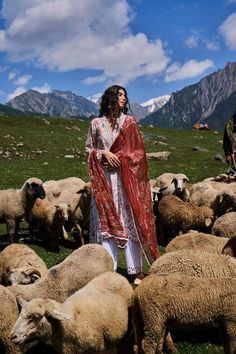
[0,115,227,353]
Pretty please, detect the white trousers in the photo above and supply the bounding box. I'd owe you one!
[102,238,142,275]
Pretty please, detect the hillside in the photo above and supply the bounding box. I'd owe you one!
[142,61,236,130]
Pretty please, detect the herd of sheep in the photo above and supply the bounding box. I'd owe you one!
[1,172,236,353]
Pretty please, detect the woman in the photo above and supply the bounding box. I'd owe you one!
[85,85,159,285]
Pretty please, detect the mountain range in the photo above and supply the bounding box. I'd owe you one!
[142,61,236,130]
[7,89,168,122]
[4,61,236,130]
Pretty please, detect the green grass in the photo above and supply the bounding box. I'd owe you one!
[0,115,226,353]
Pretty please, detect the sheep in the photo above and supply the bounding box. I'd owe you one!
[0,177,45,243]
[63,182,92,246]
[211,211,236,238]
[9,244,114,303]
[189,181,236,217]
[11,272,133,354]
[148,244,236,352]
[27,198,70,252]
[44,177,91,245]
[0,243,48,285]
[0,284,21,354]
[154,172,190,201]
[165,231,230,255]
[149,250,236,279]
[157,195,214,245]
[43,176,86,203]
[132,273,236,354]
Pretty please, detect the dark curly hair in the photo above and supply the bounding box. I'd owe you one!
[99,85,130,120]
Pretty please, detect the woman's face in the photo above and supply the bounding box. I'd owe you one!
[117,89,126,109]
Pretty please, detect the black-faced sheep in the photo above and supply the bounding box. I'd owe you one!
[133,274,236,354]
[9,244,114,303]
[154,172,190,201]
[157,195,214,245]
[11,272,133,354]
[0,177,45,243]
[189,181,236,217]
[0,243,48,285]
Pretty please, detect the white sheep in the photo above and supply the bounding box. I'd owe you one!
[165,231,230,255]
[133,273,236,354]
[11,272,133,354]
[211,211,236,238]
[0,284,21,354]
[0,243,48,285]
[63,182,92,246]
[154,172,190,201]
[189,181,236,217]
[43,176,86,203]
[157,195,214,245]
[0,177,45,243]
[9,244,114,302]
[149,250,236,279]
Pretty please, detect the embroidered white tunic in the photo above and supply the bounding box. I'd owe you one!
[85,113,139,244]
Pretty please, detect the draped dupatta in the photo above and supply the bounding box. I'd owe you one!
[88,115,159,265]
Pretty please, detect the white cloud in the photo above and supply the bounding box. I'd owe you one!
[14,74,32,85]
[185,34,199,48]
[219,12,236,50]
[8,86,26,100]
[164,59,214,83]
[0,0,170,84]
[204,40,220,51]
[32,82,51,93]
[8,71,16,80]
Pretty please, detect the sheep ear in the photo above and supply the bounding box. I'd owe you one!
[205,218,212,227]
[47,309,72,321]
[23,268,41,282]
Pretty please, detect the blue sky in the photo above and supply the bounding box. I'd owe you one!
[0,0,235,104]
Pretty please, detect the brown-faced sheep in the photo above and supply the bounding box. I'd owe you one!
[28,199,69,252]
[133,274,236,354]
[157,195,214,245]
[9,244,114,303]
[211,211,236,238]
[0,177,45,243]
[0,243,48,285]
[165,231,230,255]
[11,272,133,354]
[0,284,21,354]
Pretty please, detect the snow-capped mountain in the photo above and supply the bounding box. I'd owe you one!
[141,95,171,113]
[87,93,102,105]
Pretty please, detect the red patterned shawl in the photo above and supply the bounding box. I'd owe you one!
[88,115,159,264]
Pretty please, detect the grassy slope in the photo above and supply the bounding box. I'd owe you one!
[0,115,226,353]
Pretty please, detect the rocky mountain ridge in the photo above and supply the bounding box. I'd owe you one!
[142,61,236,130]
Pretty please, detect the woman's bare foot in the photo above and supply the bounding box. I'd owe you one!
[133,272,144,285]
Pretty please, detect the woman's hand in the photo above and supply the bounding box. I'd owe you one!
[102,150,120,168]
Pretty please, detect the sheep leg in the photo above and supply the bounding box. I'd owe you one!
[222,321,236,354]
[163,330,178,353]
[141,333,162,354]
[6,219,15,243]
[74,223,85,246]
[62,225,69,240]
